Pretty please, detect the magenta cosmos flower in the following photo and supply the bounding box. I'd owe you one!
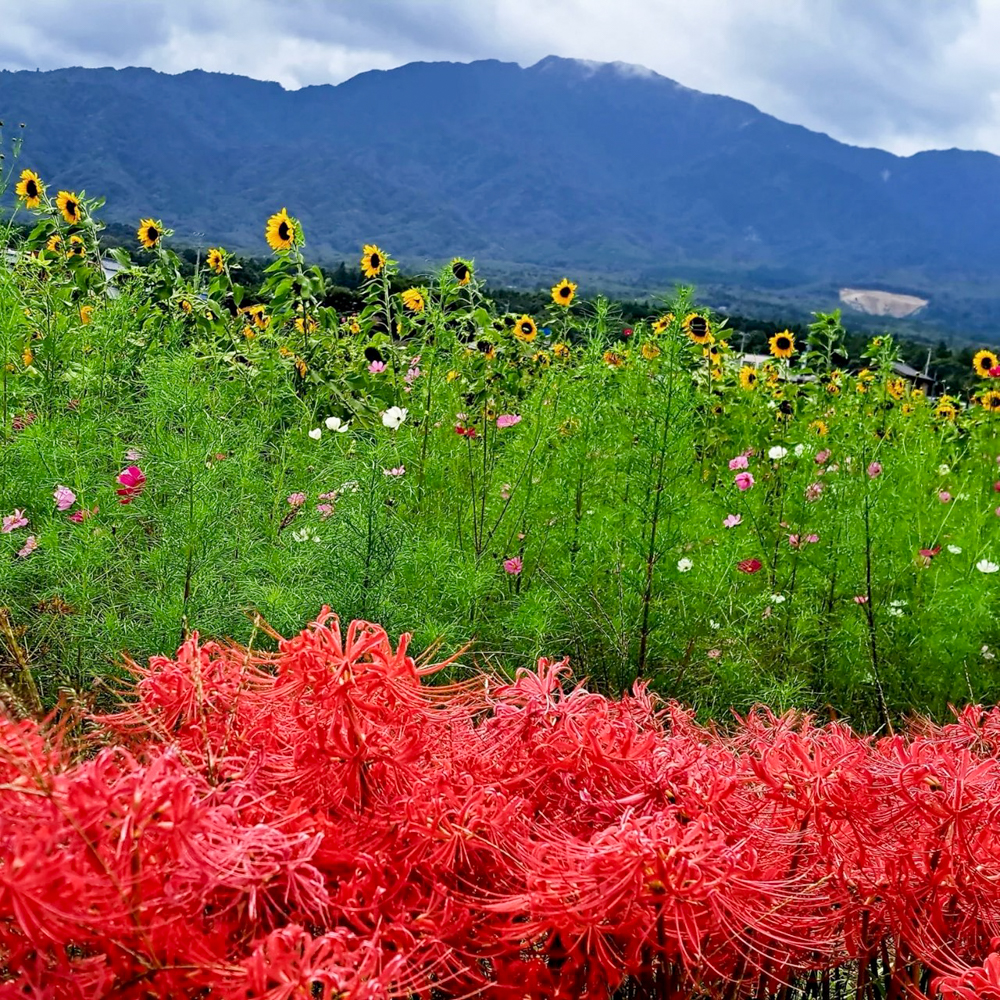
[2,509,28,533]
[53,485,77,511]
[503,556,523,575]
[723,514,742,528]
[867,462,882,479]
[496,414,522,429]
[116,466,146,504]
[735,472,754,491]
[729,455,749,471]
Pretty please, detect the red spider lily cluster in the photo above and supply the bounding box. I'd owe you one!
[5,611,1000,998]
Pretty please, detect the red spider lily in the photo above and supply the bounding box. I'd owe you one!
[115,464,146,503]
[4,610,1000,997]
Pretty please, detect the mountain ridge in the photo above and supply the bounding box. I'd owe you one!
[2,56,999,327]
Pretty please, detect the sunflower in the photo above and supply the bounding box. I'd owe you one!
[768,330,795,359]
[809,419,829,436]
[886,378,906,401]
[642,342,661,360]
[533,351,552,366]
[206,247,225,274]
[66,235,85,258]
[401,288,425,313]
[551,278,577,307]
[513,315,537,343]
[179,299,193,315]
[935,395,958,420]
[603,350,624,367]
[450,258,473,285]
[703,345,721,365]
[901,403,915,417]
[973,350,999,378]
[981,391,1000,413]
[137,218,163,250]
[652,313,674,335]
[361,244,386,279]
[265,209,297,252]
[295,314,318,335]
[79,305,93,326]
[45,234,63,254]
[56,191,81,225]
[552,342,570,360]
[738,366,758,390]
[15,169,44,209]
[446,369,460,383]
[683,313,712,345]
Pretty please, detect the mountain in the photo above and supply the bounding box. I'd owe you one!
[2,57,999,327]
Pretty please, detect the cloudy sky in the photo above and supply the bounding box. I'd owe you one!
[2,0,999,156]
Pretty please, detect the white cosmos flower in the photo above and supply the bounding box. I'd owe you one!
[888,606,904,617]
[325,416,350,432]
[292,527,322,544]
[977,558,999,574]
[938,464,950,476]
[947,545,962,555]
[308,427,322,440]
[771,593,786,604]
[794,444,805,457]
[677,558,693,573]
[381,406,408,430]
[709,619,721,630]
[768,446,788,460]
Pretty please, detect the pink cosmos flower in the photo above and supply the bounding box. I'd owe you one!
[853,595,868,604]
[500,483,512,501]
[12,413,35,432]
[69,506,98,523]
[788,534,800,548]
[737,558,763,574]
[2,509,28,533]
[707,649,722,660]
[53,486,77,511]
[867,462,882,479]
[938,490,952,504]
[368,361,386,374]
[287,492,307,508]
[723,514,742,528]
[805,482,824,502]
[383,465,406,477]
[729,455,749,471]
[496,414,522,429]
[735,472,754,491]
[815,449,831,465]
[17,536,37,558]
[125,448,143,462]
[318,491,339,501]
[404,366,421,384]
[503,556,523,575]
[116,466,146,504]
[805,534,819,544]
[316,503,334,519]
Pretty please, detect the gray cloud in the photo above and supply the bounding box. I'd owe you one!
[1,0,998,154]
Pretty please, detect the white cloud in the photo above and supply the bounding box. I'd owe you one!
[1,0,999,154]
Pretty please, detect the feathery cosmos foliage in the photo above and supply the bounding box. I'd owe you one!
[3,610,1000,997]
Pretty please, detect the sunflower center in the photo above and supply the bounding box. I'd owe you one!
[454,263,468,280]
[26,180,38,198]
[560,286,571,298]
[278,221,290,241]
[777,337,791,350]
[521,323,532,334]
[370,254,381,269]
[690,317,707,334]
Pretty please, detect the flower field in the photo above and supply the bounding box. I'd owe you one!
[6,144,1000,995]
[4,609,1000,997]
[4,175,1000,727]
